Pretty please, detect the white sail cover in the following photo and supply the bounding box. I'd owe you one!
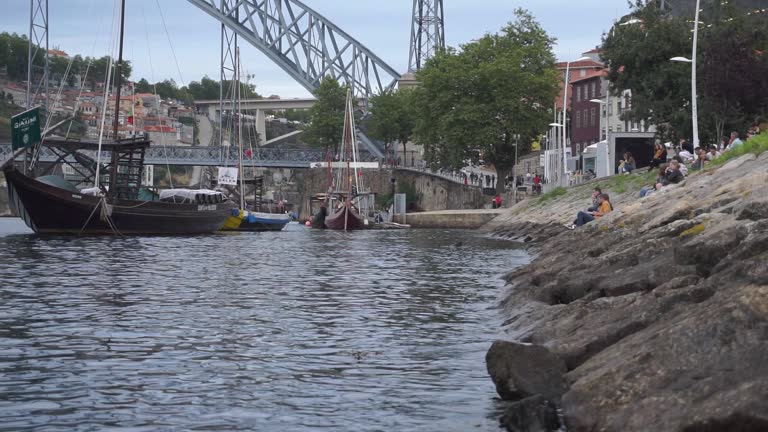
[159,189,225,204]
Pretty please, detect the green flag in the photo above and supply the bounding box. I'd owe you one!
[11,107,41,151]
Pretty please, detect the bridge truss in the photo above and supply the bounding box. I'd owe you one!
[187,0,401,100]
[408,0,445,72]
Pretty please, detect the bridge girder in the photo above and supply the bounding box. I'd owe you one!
[408,0,445,72]
[186,0,401,100]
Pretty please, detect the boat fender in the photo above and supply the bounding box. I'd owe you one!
[230,208,240,217]
[247,213,257,223]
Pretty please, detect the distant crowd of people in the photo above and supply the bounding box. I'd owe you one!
[563,126,760,230]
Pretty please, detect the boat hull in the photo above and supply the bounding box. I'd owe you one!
[4,167,235,235]
[221,210,291,232]
[325,203,370,230]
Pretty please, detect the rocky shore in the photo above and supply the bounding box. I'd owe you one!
[483,152,768,431]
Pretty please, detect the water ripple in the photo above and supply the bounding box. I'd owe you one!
[0,218,529,431]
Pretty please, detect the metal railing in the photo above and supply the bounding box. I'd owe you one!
[0,144,380,168]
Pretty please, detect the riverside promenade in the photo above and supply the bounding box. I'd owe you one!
[394,209,506,229]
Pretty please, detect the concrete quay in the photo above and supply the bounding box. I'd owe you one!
[393,209,505,229]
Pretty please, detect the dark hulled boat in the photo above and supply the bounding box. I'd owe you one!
[4,137,235,235]
[324,197,369,230]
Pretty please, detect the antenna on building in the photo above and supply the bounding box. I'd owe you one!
[408,0,445,72]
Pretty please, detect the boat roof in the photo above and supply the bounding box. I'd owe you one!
[42,136,151,151]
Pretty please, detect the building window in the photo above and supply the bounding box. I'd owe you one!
[616,124,622,132]
[576,111,581,128]
[576,86,581,102]
[589,82,594,99]
[591,108,596,126]
[617,101,622,113]
[608,102,613,115]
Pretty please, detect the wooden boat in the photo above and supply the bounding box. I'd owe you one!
[3,0,235,235]
[320,89,374,231]
[4,137,235,235]
[325,198,369,230]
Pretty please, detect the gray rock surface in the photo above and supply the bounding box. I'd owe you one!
[485,151,768,431]
[486,340,568,401]
[499,395,561,432]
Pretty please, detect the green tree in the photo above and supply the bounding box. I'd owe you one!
[697,1,768,140]
[135,78,151,93]
[602,1,699,142]
[304,77,348,152]
[368,89,416,164]
[412,9,559,193]
[601,0,768,143]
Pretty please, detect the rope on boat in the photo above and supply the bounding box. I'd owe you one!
[79,196,123,237]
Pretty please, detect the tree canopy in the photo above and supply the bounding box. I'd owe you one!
[601,0,768,143]
[411,9,560,192]
[368,89,416,159]
[303,77,348,152]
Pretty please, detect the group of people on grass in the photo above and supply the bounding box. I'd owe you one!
[563,129,752,230]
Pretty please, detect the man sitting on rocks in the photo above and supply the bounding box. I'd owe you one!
[565,193,613,229]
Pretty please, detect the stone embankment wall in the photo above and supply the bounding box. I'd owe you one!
[284,167,488,220]
[483,152,768,431]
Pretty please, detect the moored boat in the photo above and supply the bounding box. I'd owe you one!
[3,138,235,235]
[320,89,374,231]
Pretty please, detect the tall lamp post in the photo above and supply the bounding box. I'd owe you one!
[590,96,610,177]
[671,0,701,148]
[560,56,591,186]
[549,122,563,187]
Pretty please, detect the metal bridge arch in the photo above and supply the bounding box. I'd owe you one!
[186,0,401,100]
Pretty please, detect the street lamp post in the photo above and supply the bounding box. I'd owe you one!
[549,122,562,188]
[590,95,611,177]
[560,56,590,187]
[671,0,701,148]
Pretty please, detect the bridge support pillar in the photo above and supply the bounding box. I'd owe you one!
[255,109,266,145]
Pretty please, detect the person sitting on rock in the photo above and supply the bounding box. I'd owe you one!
[671,155,689,176]
[566,193,613,229]
[587,187,602,212]
[619,152,636,174]
[639,166,668,198]
[691,147,708,170]
[661,159,685,185]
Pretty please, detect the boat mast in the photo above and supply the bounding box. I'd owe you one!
[236,47,245,211]
[112,0,126,140]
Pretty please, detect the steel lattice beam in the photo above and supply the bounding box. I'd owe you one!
[408,0,445,72]
[186,0,401,100]
[27,0,49,109]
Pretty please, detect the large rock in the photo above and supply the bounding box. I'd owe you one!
[562,284,768,432]
[486,341,568,401]
[486,148,768,430]
[499,395,561,432]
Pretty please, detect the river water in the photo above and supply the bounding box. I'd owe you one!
[0,218,530,432]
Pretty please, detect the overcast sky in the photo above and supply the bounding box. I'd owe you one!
[0,0,631,97]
